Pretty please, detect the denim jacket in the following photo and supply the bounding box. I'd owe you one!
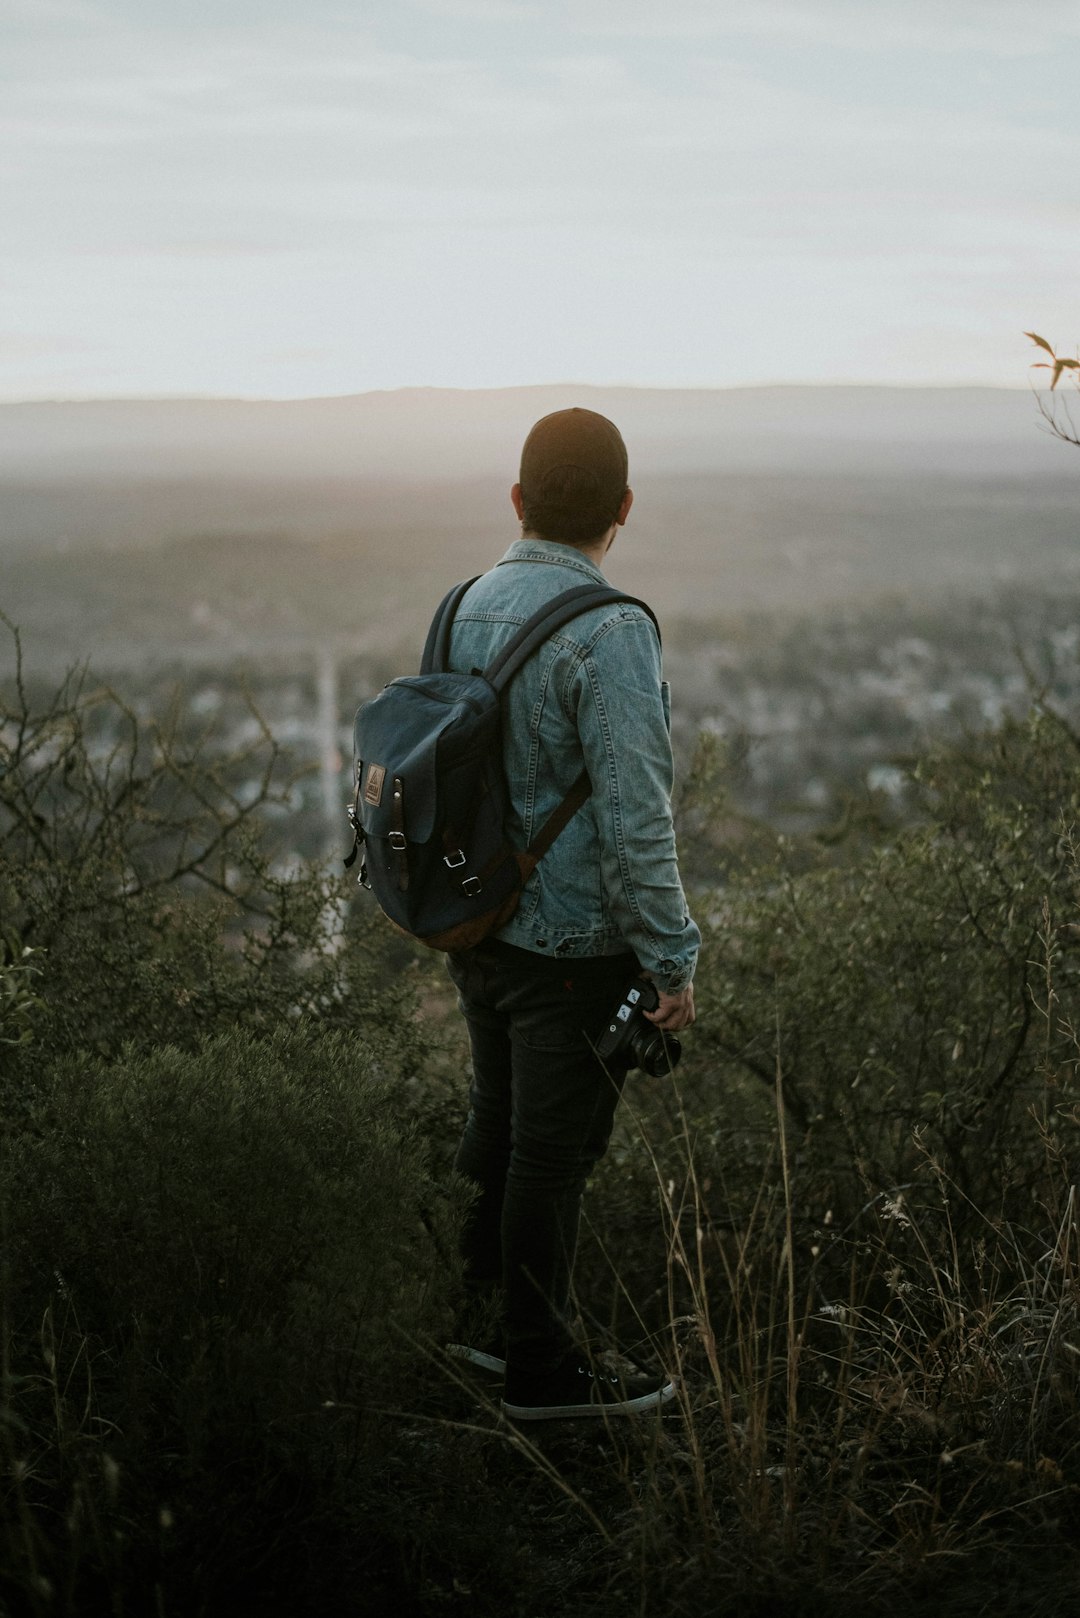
[447,537,700,992]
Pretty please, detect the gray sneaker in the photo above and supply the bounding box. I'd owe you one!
[502,1353,675,1421]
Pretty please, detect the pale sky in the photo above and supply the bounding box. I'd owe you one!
[3,0,1078,399]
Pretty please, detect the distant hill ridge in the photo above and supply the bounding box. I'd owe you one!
[0,385,1065,482]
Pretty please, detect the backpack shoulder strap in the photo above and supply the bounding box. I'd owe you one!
[484,585,660,694]
[420,576,481,675]
[523,767,593,862]
[490,584,661,865]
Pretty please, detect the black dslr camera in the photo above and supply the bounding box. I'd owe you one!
[595,977,682,1077]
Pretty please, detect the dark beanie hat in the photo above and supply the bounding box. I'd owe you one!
[519,408,629,517]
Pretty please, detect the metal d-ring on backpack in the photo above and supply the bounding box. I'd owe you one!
[345,577,659,951]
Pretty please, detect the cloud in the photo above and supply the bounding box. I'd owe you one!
[3,17,1071,264]
[0,0,105,23]
[405,0,540,18]
[1,23,494,149]
[567,0,1080,54]
[3,0,1078,396]
[0,333,89,357]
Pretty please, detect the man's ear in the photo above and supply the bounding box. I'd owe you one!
[616,487,634,526]
[510,483,525,521]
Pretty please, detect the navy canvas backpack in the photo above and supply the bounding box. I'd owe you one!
[346,576,658,951]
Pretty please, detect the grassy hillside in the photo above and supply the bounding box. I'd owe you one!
[2,626,1078,1616]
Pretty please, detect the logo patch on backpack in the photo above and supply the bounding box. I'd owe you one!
[363,763,387,806]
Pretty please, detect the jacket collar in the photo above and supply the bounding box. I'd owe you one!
[495,536,608,584]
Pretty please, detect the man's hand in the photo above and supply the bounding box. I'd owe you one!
[644,982,695,1032]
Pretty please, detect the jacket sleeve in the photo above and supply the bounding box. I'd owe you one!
[568,613,700,993]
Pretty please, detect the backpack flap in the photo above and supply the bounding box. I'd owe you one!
[351,670,524,944]
[353,671,496,847]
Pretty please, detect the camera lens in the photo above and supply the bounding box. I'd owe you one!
[630,1028,682,1077]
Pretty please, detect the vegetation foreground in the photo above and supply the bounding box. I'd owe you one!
[1,623,1079,1617]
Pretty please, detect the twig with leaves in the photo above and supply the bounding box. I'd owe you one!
[1024,331,1080,448]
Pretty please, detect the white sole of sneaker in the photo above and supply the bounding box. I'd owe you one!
[502,1380,676,1420]
[445,1342,507,1375]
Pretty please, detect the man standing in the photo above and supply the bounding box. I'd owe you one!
[445,407,699,1421]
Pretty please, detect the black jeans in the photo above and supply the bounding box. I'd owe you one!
[448,939,634,1375]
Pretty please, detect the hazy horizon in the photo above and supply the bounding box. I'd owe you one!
[3,378,1076,676]
[0,380,1042,406]
[1,383,1067,490]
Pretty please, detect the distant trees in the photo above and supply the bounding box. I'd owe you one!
[1025,330,1080,447]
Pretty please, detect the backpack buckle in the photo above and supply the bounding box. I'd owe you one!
[444,849,466,869]
[388,831,408,851]
[461,876,483,897]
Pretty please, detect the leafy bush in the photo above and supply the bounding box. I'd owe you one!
[681,705,1080,1218]
[5,625,1080,1617]
[0,931,43,1049]
[1,1022,465,1614]
[554,698,1080,1616]
[0,624,435,1116]
[0,635,469,1613]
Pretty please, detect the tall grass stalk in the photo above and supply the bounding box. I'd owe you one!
[558,1024,1080,1613]
[774,1011,801,1545]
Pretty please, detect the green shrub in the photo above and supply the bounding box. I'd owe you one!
[1,1022,466,1614]
[679,707,1080,1218]
[0,931,43,1050]
[6,624,1080,1616]
[0,628,438,1115]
